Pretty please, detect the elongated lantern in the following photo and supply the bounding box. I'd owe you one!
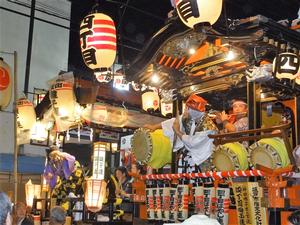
[0,58,12,109]
[80,13,116,70]
[175,0,223,28]
[50,81,76,121]
[17,98,36,131]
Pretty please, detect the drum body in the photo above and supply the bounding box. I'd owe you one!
[131,129,172,169]
[211,142,248,171]
[249,138,290,169]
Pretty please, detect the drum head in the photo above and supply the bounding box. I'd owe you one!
[131,128,152,164]
[212,143,248,171]
[249,138,288,169]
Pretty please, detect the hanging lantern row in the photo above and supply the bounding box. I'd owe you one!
[273,52,300,84]
[80,12,116,71]
[0,58,12,110]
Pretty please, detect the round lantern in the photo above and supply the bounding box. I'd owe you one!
[80,12,116,70]
[0,57,12,109]
[142,91,160,112]
[273,52,300,81]
[161,102,173,117]
[50,81,76,121]
[175,0,223,28]
[17,98,36,131]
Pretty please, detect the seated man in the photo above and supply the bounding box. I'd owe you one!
[218,99,248,133]
[145,94,218,170]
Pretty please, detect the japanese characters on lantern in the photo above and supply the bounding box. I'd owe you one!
[80,13,116,70]
[273,52,300,84]
[175,0,223,29]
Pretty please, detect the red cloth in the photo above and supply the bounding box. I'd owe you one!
[185,94,207,112]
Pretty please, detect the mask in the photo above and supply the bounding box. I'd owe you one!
[188,108,204,120]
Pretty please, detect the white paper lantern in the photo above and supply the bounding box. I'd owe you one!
[273,52,300,82]
[50,81,76,121]
[84,178,107,213]
[80,13,116,70]
[93,142,109,179]
[25,179,41,207]
[175,0,223,28]
[17,98,36,131]
[161,102,173,117]
[31,120,49,142]
[142,91,160,112]
[0,58,12,109]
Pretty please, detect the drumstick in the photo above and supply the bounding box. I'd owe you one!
[172,100,179,148]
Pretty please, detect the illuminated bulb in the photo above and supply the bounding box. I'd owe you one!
[226,50,235,60]
[189,48,196,55]
[58,108,68,117]
[152,73,159,83]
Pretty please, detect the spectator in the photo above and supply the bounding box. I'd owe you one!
[49,206,66,225]
[0,192,12,225]
[288,210,300,225]
[13,202,33,225]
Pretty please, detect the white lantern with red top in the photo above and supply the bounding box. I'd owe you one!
[49,80,76,121]
[175,0,223,28]
[80,13,116,70]
[17,98,36,131]
[142,91,160,112]
[0,57,12,109]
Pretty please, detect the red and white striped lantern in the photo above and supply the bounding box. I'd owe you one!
[17,98,36,131]
[80,13,116,70]
[0,58,12,109]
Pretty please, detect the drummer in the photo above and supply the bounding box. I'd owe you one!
[218,99,248,133]
[144,94,218,170]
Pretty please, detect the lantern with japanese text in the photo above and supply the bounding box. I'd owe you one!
[175,0,223,28]
[94,69,112,83]
[50,81,76,121]
[273,52,300,83]
[17,98,36,131]
[161,102,173,117]
[25,179,41,207]
[142,91,160,112]
[84,178,107,212]
[80,13,116,70]
[0,58,12,109]
[92,142,110,179]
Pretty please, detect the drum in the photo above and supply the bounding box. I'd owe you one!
[249,138,290,169]
[131,128,172,169]
[211,142,249,171]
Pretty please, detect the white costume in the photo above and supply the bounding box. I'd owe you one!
[161,112,216,166]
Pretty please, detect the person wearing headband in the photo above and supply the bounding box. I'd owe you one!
[218,100,248,133]
[144,94,218,168]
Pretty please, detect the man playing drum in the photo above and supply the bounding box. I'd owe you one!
[144,94,218,170]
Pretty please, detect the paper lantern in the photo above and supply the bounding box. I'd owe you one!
[50,81,76,121]
[25,179,41,207]
[80,13,116,70]
[0,58,12,109]
[142,91,160,112]
[84,178,107,212]
[175,0,223,28]
[31,120,49,142]
[161,102,173,117]
[93,142,110,179]
[273,52,300,83]
[17,98,36,131]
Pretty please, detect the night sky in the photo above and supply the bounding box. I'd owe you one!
[68,0,299,78]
